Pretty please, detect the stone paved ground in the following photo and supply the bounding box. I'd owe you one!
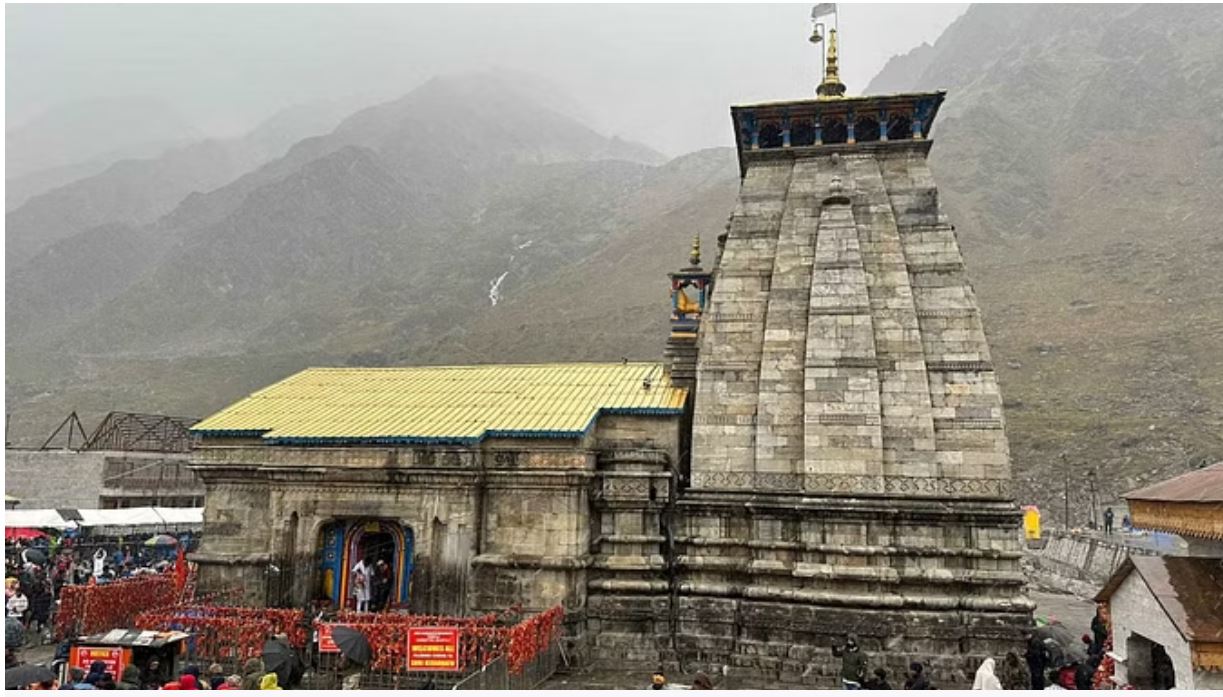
[1031,589,1097,631]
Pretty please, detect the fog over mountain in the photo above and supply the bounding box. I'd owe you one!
[6,4,1221,519]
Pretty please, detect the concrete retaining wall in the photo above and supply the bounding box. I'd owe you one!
[4,449,108,509]
[1025,531,1162,598]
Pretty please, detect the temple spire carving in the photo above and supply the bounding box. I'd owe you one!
[817,28,847,99]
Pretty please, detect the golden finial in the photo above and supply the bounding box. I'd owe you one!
[817,28,847,99]
[689,233,701,267]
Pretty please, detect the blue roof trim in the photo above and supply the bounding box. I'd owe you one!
[194,407,684,447]
[267,435,481,447]
[192,429,268,438]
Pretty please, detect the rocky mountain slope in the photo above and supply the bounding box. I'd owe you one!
[868,3,1223,518]
[5,75,714,446]
[5,100,356,269]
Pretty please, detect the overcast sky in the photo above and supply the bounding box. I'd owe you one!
[6,4,967,157]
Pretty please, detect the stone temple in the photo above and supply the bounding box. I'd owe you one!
[190,27,1030,686]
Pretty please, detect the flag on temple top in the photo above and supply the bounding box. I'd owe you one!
[812,3,837,18]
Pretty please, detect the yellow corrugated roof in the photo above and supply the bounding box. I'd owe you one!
[191,362,685,444]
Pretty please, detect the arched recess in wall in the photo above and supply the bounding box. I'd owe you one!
[270,512,298,607]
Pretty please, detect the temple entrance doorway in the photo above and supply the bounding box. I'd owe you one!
[317,519,413,610]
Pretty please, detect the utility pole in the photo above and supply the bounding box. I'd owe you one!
[1061,452,1070,532]
[1088,470,1099,531]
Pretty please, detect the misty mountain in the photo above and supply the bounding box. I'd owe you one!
[8,143,186,211]
[868,3,1223,516]
[5,99,359,269]
[6,96,202,179]
[6,74,690,444]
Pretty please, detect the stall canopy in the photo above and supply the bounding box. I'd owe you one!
[4,507,202,531]
[3,509,75,530]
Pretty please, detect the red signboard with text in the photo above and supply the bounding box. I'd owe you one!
[407,627,460,671]
[70,646,129,679]
[317,623,340,653]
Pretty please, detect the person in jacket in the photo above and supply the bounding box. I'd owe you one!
[648,669,668,690]
[205,663,226,689]
[82,661,107,687]
[259,673,283,690]
[903,662,931,690]
[66,668,94,690]
[115,666,141,690]
[1090,606,1108,656]
[972,658,1002,690]
[862,668,892,690]
[998,650,1030,690]
[1025,631,1049,689]
[241,658,266,690]
[833,635,866,689]
[1074,660,1094,690]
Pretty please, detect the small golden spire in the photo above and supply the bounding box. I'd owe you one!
[817,28,847,99]
[689,233,701,267]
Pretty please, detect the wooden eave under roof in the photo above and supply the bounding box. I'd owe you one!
[1124,462,1223,539]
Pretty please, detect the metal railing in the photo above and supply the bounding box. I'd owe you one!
[450,640,561,690]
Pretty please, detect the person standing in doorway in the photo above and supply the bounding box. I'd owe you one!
[350,554,373,612]
[371,558,391,612]
[1103,507,1114,535]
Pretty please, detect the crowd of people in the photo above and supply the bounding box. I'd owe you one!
[15,657,288,690]
[5,532,186,659]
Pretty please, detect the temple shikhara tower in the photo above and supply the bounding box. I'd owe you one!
[674,21,1031,679]
[189,12,1029,687]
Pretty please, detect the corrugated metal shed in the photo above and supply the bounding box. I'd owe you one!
[1124,462,1223,503]
[191,362,685,445]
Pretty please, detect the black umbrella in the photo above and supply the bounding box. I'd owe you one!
[21,548,47,565]
[1034,622,1089,668]
[261,638,301,686]
[6,663,56,689]
[331,625,372,666]
[6,617,25,649]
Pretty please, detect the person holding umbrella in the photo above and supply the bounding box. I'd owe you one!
[261,635,302,689]
[330,626,371,690]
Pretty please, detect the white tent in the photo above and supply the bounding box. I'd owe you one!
[3,509,76,530]
[75,507,203,530]
[5,507,203,532]
[151,507,203,526]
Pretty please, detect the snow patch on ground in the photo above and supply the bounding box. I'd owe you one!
[516,239,534,250]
